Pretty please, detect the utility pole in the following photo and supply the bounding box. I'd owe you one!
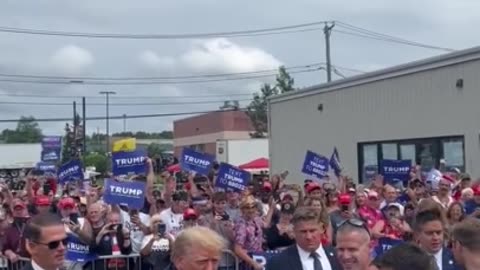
[73,101,77,141]
[99,91,116,154]
[82,97,86,155]
[324,22,335,82]
[123,114,127,133]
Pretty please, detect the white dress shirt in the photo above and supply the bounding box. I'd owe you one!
[297,244,333,270]
[432,248,443,270]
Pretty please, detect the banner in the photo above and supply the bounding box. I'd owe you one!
[103,179,146,209]
[36,162,56,173]
[112,150,147,176]
[65,234,97,262]
[374,237,404,257]
[180,148,214,175]
[41,148,61,162]
[41,136,62,149]
[301,150,329,179]
[41,136,62,162]
[251,250,281,269]
[380,160,411,185]
[112,138,136,153]
[58,160,84,183]
[329,147,342,177]
[215,163,250,192]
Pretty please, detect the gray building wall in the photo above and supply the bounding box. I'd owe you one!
[269,49,480,184]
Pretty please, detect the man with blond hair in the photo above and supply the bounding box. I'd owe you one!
[451,218,480,270]
[171,226,226,270]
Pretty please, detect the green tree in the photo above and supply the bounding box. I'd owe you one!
[246,67,295,138]
[83,152,108,175]
[276,66,295,93]
[4,116,43,143]
[146,143,167,158]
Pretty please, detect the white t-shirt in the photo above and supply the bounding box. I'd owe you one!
[140,234,173,252]
[120,209,151,253]
[158,208,183,237]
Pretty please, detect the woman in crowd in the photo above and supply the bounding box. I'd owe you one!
[325,188,340,213]
[372,203,411,240]
[140,214,174,270]
[234,195,272,253]
[265,202,295,250]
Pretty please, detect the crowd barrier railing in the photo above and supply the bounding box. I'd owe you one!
[8,251,242,270]
[1,256,30,270]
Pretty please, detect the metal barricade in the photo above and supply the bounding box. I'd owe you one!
[89,254,142,270]
[2,256,30,270]
[219,249,240,270]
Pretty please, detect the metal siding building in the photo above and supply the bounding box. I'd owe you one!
[269,47,480,184]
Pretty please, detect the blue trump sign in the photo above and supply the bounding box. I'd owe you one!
[215,163,250,192]
[251,250,281,269]
[65,234,96,262]
[36,162,56,173]
[180,148,214,175]
[41,136,62,148]
[112,150,147,176]
[374,237,404,257]
[380,159,411,185]
[41,148,61,162]
[58,160,84,183]
[103,179,146,209]
[302,150,329,179]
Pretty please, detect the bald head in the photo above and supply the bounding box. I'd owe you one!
[337,223,371,243]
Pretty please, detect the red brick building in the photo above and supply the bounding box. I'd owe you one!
[173,110,255,157]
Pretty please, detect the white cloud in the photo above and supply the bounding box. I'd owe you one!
[50,45,94,75]
[138,50,175,70]
[180,38,282,73]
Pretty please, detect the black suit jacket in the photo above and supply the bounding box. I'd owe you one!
[266,245,343,270]
[20,262,34,270]
[442,248,463,270]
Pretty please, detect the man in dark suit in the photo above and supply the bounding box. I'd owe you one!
[22,213,67,270]
[414,209,462,270]
[266,207,342,270]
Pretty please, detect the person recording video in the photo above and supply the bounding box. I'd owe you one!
[140,215,174,270]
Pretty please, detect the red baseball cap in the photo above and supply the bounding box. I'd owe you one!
[263,182,273,192]
[35,195,51,206]
[58,197,75,209]
[306,182,321,194]
[339,193,352,205]
[183,208,198,220]
[473,186,480,196]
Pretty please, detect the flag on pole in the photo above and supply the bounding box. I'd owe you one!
[112,138,136,152]
[330,147,342,177]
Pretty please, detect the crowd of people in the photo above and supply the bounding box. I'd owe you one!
[1,157,480,270]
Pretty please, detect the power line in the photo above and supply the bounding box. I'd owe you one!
[0,99,252,106]
[0,92,254,99]
[334,21,455,52]
[0,108,250,123]
[0,21,331,39]
[0,63,323,81]
[0,68,322,85]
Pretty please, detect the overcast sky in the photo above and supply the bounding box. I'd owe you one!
[0,0,479,136]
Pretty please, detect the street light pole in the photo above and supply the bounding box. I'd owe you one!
[99,91,116,153]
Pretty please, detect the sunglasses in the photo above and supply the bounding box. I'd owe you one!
[338,218,370,236]
[33,237,68,250]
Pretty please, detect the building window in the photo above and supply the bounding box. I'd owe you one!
[358,136,464,183]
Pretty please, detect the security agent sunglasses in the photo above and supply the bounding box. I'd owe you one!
[338,218,371,236]
[33,237,68,250]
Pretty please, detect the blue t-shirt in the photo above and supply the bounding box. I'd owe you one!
[464,199,480,215]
